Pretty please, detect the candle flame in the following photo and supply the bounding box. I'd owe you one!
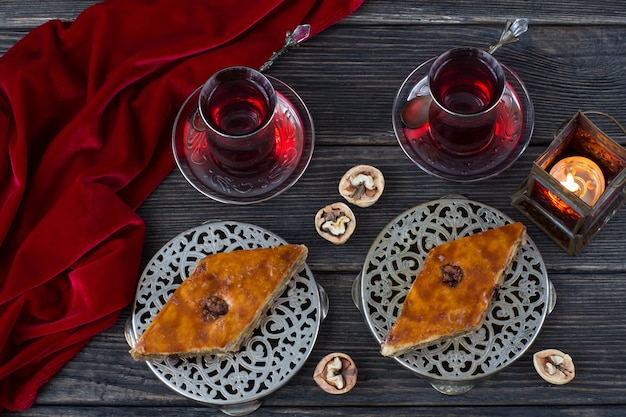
[549,156,606,206]
[561,173,580,193]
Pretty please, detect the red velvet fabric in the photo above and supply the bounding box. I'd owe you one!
[0,0,363,411]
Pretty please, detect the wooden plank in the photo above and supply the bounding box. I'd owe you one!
[3,0,626,415]
[1,0,626,28]
[0,1,99,25]
[136,145,626,273]
[11,405,626,417]
[349,0,626,25]
[267,24,626,149]
[26,268,626,408]
[3,23,625,146]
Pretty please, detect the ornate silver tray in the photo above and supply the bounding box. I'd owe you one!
[125,221,327,416]
[353,197,555,394]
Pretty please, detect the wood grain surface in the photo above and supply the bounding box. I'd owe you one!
[3,1,626,416]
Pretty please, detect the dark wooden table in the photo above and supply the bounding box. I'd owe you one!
[4,1,626,415]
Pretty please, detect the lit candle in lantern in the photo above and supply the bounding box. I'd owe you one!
[549,156,605,205]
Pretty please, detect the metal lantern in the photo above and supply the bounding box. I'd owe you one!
[512,111,626,255]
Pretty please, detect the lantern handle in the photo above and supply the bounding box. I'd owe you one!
[554,111,626,139]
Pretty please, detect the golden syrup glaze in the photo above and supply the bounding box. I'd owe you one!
[381,222,526,357]
[131,244,307,360]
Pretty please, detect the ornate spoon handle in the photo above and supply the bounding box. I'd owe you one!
[487,18,529,54]
[259,24,311,72]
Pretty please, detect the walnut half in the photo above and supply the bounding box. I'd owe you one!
[338,165,385,207]
[533,349,575,385]
[441,263,463,288]
[314,202,356,244]
[313,352,358,394]
[202,295,229,321]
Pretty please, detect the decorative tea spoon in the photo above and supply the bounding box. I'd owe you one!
[487,18,529,54]
[259,24,311,72]
[400,18,529,129]
[401,93,432,129]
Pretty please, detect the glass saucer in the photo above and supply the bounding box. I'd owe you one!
[173,76,314,204]
[392,58,534,182]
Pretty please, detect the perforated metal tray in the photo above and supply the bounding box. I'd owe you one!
[353,197,555,394]
[125,221,327,415]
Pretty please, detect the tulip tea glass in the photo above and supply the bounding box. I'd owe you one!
[428,47,506,155]
[199,66,278,176]
[173,66,314,204]
[393,47,533,182]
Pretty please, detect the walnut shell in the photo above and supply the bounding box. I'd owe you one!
[313,352,358,394]
[314,202,356,244]
[533,349,575,385]
[338,165,384,208]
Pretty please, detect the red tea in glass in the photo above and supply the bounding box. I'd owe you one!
[199,66,277,175]
[428,47,506,155]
